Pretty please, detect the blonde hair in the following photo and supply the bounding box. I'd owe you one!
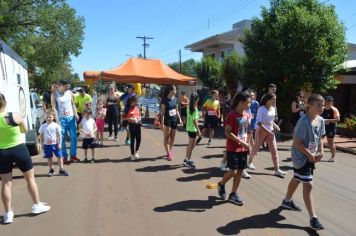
[45,109,57,122]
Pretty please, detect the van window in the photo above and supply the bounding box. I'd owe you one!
[17,74,21,84]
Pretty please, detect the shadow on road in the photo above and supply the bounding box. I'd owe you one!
[154,196,225,212]
[205,146,225,149]
[12,174,49,179]
[201,154,224,159]
[177,167,223,182]
[217,207,320,236]
[282,158,292,162]
[173,144,188,147]
[135,164,183,172]
[93,155,166,164]
[265,165,294,171]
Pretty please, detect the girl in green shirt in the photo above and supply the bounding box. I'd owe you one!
[184,93,202,169]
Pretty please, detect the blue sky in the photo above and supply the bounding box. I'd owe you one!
[68,0,356,79]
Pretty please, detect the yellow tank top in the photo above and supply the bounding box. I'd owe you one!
[0,113,22,149]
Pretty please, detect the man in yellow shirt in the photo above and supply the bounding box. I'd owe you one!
[75,88,92,123]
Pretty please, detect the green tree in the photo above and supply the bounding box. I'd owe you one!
[222,52,244,96]
[242,0,348,120]
[195,56,223,89]
[168,58,197,77]
[0,0,85,90]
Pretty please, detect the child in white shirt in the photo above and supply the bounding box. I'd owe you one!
[79,109,97,163]
[39,110,69,176]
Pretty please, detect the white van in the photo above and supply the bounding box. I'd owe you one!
[0,38,40,155]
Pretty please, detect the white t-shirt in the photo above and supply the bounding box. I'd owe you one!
[38,122,61,145]
[81,117,96,138]
[256,106,275,131]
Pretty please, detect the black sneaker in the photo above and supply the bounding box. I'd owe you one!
[228,192,244,206]
[310,217,324,230]
[218,182,226,199]
[195,136,202,145]
[83,158,88,163]
[59,169,69,176]
[184,159,196,169]
[48,168,55,177]
[281,199,302,211]
[207,139,211,145]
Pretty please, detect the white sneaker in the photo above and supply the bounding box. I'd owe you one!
[275,169,287,178]
[130,155,136,161]
[32,202,51,214]
[108,136,114,140]
[134,151,139,159]
[115,138,119,142]
[242,170,251,179]
[247,162,256,170]
[220,160,227,171]
[3,211,14,224]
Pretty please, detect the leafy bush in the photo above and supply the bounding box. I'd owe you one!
[337,117,356,130]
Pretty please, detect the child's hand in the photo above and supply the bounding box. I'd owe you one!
[314,153,323,162]
[307,154,316,163]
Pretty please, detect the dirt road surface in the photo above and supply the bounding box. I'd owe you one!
[1,124,355,236]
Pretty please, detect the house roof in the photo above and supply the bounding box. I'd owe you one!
[185,20,252,52]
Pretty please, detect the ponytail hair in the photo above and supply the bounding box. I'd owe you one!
[189,92,199,115]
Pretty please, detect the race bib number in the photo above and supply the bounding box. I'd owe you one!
[308,142,318,154]
[207,110,217,116]
[169,109,177,116]
[47,139,57,145]
[62,109,71,116]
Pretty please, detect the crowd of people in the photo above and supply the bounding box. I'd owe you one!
[0,80,341,230]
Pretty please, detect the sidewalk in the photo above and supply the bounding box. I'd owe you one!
[325,135,356,155]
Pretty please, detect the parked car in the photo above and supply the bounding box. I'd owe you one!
[30,91,45,131]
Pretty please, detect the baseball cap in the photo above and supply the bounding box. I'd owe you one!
[325,96,334,101]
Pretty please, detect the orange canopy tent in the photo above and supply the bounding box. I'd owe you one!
[83,58,197,85]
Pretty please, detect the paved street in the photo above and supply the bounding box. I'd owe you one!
[1,124,356,236]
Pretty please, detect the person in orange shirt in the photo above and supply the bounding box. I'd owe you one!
[123,95,142,160]
[197,90,220,145]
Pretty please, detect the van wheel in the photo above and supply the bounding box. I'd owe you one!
[28,137,40,156]
[26,130,40,156]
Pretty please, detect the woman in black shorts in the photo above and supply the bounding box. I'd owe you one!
[0,93,50,224]
[160,85,182,161]
[106,86,120,141]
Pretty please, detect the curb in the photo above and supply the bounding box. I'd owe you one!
[324,143,356,155]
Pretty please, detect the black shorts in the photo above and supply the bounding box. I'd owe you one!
[181,107,187,117]
[226,151,248,170]
[0,144,33,174]
[324,127,336,138]
[187,131,197,139]
[164,120,178,129]
[122,120,129,128]
[204,115,219,128]
[82,138,95,149]
[293,161,315,183]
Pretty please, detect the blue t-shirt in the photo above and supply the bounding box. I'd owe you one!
[250,100,259,130]
[291,114,325,169]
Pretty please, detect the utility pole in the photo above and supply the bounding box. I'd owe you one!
[179,49,182,73]
[136,36,153,59]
